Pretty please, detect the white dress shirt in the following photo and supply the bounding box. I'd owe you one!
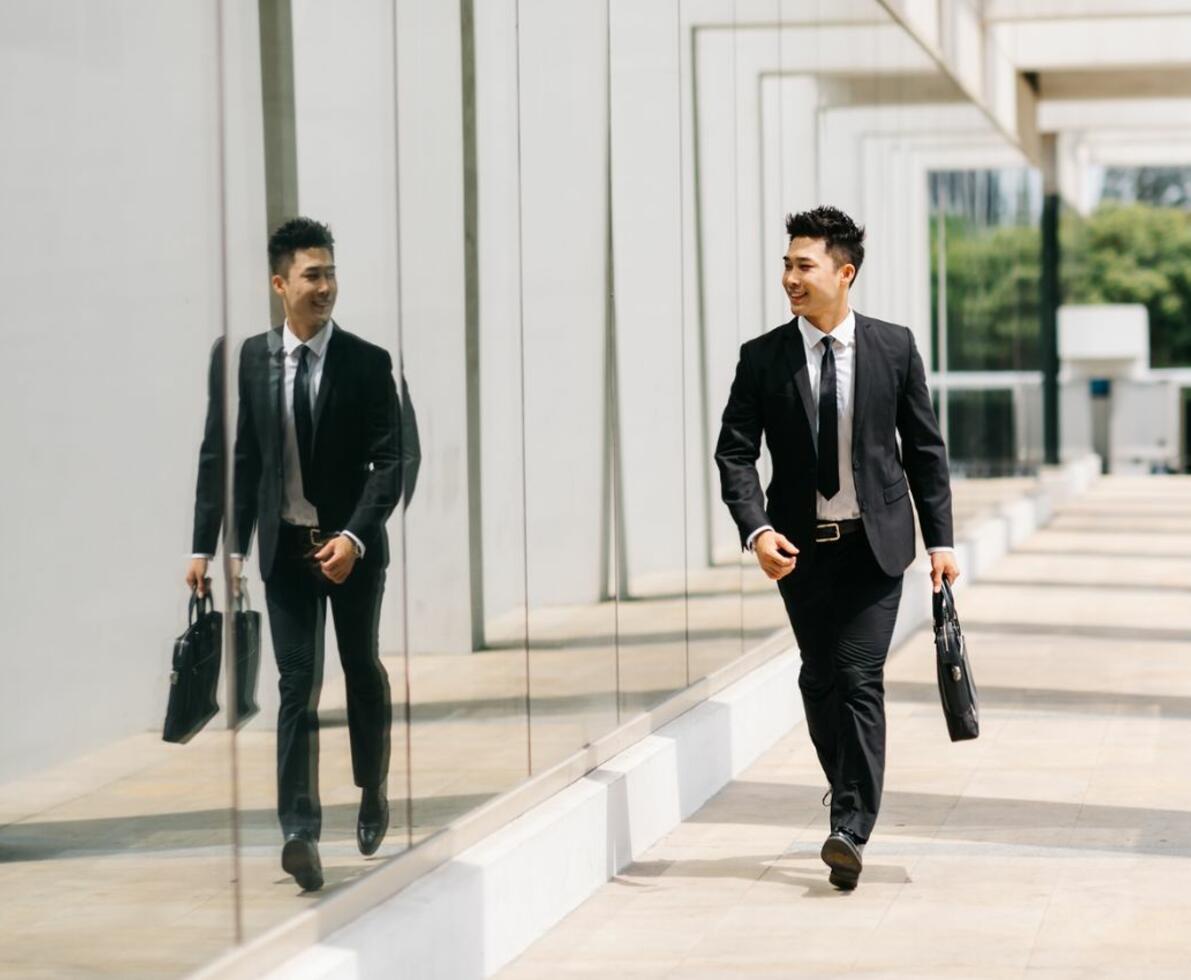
[746,310,951,555]
[803,311,861,522]
[281,319,331,527]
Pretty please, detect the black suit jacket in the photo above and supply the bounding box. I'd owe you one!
[714,314,953,580]
[190,325,421,578]
[192,337,226,557]
[232,325,404,579]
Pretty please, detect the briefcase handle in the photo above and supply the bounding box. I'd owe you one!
[189,580,216,625]
[932,578,961,632]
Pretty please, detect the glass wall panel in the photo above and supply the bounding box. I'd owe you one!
[738,0,791,656]
[8,3,1074,973]
[930,168,1043,474]
[608,0,690,716]
[401,0,531,836]
[930,169,1042,373]
[683,0,745,684]
[230,0,412,934]
[518,0,620,771]
[0,3,239,975]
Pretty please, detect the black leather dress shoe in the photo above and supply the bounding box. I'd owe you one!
[357,785,390,857]
[281,833,324,892]
[821,829,864,891]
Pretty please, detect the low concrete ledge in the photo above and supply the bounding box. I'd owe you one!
[249,455,1101,980]
[266,653,803,980]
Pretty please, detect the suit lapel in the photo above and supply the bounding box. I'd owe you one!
[781,318,817,447]
[266,327,286,453]
[311,327,339,447]
[852,313,869,447]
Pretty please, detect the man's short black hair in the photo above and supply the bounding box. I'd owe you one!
[785,205,865,284]
[268,217,335,276]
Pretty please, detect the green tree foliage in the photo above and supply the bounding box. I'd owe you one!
[933,201,1191,369]
[932,216,1040,371]
[1064,203,1191,367]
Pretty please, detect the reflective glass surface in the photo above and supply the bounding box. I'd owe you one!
[1,2,1064,974]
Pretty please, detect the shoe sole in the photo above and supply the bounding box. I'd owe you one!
[821,837,862,890]
[281,838,324,892]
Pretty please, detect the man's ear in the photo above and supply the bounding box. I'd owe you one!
[271,273,286,297]
[840,263,856,288]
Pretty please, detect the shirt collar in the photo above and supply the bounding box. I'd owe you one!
[799,309,855,350]
[282,319,335,358]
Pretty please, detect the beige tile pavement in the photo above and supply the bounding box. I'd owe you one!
[497,475,1191,980]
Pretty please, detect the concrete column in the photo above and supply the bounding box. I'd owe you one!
[1040,132,1061,465]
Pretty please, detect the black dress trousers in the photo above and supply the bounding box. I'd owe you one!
[777,530,903,844]
[264,526,391,840]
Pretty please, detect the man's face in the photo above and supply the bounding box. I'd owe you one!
[782,236,853,320]
[272,247,337,329]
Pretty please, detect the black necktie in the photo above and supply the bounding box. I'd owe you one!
[294,345,314,494]
[817,337,840,500]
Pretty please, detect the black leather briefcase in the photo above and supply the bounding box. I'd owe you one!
[232,580,262,727]
[933,579,979,742]
[163,586,223,744]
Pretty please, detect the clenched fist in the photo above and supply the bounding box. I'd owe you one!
[754,529,798,581]
[314,535,359,585]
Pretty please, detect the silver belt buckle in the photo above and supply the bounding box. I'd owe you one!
[815,522,841,543]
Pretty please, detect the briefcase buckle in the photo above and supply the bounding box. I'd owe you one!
[815,522,841,543]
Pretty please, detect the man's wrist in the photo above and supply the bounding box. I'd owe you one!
[745,525,775,552]
[738,523,776,554]
[338,530,365,558]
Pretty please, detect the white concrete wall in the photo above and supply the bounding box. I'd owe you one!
[1059,305,1150,375]
[0,1,267,782]
[1111,380,1176,473]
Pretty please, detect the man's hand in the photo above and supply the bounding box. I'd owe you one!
[314,535,358,585]
[185,557,209,596]
[930,551,960,594]
[185,557,245,597]
[755,530,798,581]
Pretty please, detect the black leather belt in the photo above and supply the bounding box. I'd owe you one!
[815,518,863,543]
[280,522,334,550]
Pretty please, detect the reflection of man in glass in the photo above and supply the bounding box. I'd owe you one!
[186,218,401,891]
[716,206,959,891]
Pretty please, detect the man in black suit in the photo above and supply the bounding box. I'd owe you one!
[186,217,402,891]
[715,206,959,891]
